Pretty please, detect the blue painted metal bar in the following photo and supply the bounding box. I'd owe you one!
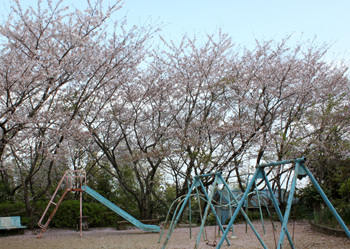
[218,188,223,236]
[197,172,216,178]
[259,194,276,231]
[226,185,235,237]
[258,157,306,168]
[277,162,300,248]
[166,197,188,238]
[195,174,219,249]
[245,175,250,234]
[255,180,266,234]
[195,185,207,241]
[196,174,231,248]
[302,163,350,239]
[159,194,190,243]
[217,168,268,249]
[188,178,192,239]
[161,178,198,249]
[262,169,294,247]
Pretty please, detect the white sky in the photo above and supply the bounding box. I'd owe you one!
[1,0,349,64]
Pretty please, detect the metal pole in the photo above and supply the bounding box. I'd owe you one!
[161,178,197,249]
[227,187,236,238]
[188,178,192,239]
[217,168,268,249]
[218,188,223,236]
[195,175,219,249]
[255,180,266,234]
[277,162,300,249]
[159,195,185,242]
[262,169,294,247]
[303,163,350,239]
[258,157,306,168]
[196,186,207,241]
[80,190,82,238]
[197,175,231,247]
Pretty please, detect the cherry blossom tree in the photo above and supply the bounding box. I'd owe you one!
[151,32,242,197]
[84,64,175,218]
[227,38,349,206]
[1,0,349,223]
[0,0,157,227]
[156,34,349,202]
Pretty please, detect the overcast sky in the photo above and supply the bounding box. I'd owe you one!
[1,0,349,63]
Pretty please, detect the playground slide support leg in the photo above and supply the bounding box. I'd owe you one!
[303,163,350,239]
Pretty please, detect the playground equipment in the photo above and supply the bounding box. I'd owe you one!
[160,171,261,249]
[161,157,350,249]
[212,187,238,239]
[217,157,350,249]
[159,190,227,245]
[37,170,159,238]
[214,184,277,236]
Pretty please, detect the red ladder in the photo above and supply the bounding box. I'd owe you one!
[37,170,86,238]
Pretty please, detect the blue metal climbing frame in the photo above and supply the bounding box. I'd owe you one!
[160,172,266,249]
[217,157,350,249]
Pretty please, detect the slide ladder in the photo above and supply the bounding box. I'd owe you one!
[83,185,160,233]
[38,170,86,238]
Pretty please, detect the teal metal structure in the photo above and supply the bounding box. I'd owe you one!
[83,185,160,233]
[160,172,267,249]
[217,157,350,249]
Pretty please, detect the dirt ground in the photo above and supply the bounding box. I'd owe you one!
[1,220,350,249]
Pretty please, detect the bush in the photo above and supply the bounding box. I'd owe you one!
[206,212,217,226]
[340,207,350,226]
[45,200,119,228]
[0,199,124,229]
[0,202,26,216]
[225,210,272,224]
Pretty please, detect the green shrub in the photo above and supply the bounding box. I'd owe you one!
[46,200,119,228]
[313,207,337,227]
[340,207,350,225]
[0,202,26,216]
[248,211,261,220]
[82,202,119,227]
[206,212,217,226]
[225,210,274,224]
[0,199,121,229]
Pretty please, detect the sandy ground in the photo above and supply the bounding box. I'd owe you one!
[1,220,350,249]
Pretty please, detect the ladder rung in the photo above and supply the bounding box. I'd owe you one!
[51,202,57,206]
